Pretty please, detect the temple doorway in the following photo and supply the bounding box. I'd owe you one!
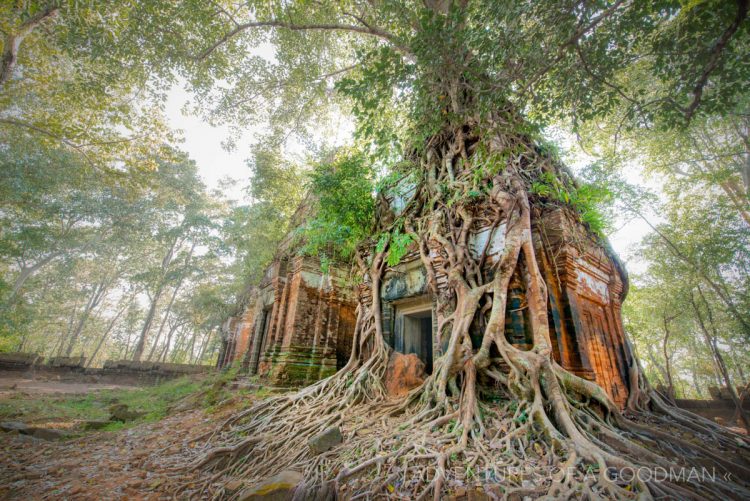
[395,300,434,374]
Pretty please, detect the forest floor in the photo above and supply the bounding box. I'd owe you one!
[2,372,746,500]
[0,372,275,500]
[0,373,138,398]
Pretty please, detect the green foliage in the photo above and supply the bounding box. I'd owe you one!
[223,148,305,292]
[0,376,203,430]
[623,175,749,398]
[0,1,178,172]
[514,409,529,425]
[529,0,750,130]
[337,46,411,160]
[301,151,375,263]
[530,171,612,236]
[0,139,232,364]
[386,230,414,267]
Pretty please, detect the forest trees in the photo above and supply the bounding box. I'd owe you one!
[0,0,177,171]
[2,0,749,499]
[0,1,303,364]
[622,170,750,428]
[0,143,239,365]
[137,1,749,499]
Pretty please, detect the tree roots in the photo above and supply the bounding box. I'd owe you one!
[176,120,750,500]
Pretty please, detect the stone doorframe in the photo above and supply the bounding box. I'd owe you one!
[385,295,438,374]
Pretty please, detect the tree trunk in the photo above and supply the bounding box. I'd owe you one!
[146,241,195,361]
[197,328,215,365]
[0,6,59,87]
[85,298,131,368]
[729,341,748,385]
[691,289,750,431]
[159,320,184,362]
[131,287,162,362]
[64,280,108,357]
[169,326,188,363]
[661,313,676,402]
[145,286,174,361]
[131,234,182,361]
[54,297,81,357]
[187,329,198,364]
[9,252,63,301]
[688,337,704,399]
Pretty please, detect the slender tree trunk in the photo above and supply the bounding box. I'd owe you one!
[55,297,81,357]
[719,180,750,226]
[169,326,188,363]
[729,342,748,385]
[65,281,108,357]
[131,235,181,361]
[196,328,213,365]
[187,328,199,364]
[123,328,133,359]
[85,298,130,368]
[645,346,670,391]
[17,330,30,352]
[0,6,59,87]
[661,313,676,402]
[131,288,162,362]
[9,252,62,302]
[691,289,750,431]
[146,287,173,361]
[147,242,195,361]
[159,320,183,362]
[688,337,704,398]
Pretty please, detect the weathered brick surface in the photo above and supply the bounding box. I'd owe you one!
[533,208,630,407]
[221,255,357,386]
[223,207,632,407]
[374,207,631,408]
[0,352,41,371]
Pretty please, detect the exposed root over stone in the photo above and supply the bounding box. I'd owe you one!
[177,118,750,500]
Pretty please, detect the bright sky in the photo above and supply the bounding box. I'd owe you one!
[164,86,654,276]
[164,85,253,203]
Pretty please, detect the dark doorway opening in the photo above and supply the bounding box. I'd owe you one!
[250,308,271,375]
[399,308,433,374]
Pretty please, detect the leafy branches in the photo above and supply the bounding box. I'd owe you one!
[530,171,613,236]
[301,150,375,264]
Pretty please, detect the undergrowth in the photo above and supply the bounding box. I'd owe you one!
[0,366,248,433]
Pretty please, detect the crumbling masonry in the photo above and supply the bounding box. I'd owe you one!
[220,203,631,407]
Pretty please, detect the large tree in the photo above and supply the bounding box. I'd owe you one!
[0,0,178,171]
[32,0,741,498]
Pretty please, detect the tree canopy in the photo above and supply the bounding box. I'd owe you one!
[1,2,749,498]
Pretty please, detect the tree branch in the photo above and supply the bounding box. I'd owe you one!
[0,5,60,87]
[0,118,97,165]
[521,0,629,97]
[683,0,748,121]
[192,19,409,61]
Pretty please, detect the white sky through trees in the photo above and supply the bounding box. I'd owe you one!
[164,85,654,274]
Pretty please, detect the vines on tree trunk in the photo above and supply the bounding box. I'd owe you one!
[170,113,750,500]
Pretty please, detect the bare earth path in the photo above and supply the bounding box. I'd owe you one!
[0,373,139,399]
[0,373,257,500]
[0,405,233,500]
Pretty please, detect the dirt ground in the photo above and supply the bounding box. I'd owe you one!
[0,403,236,500]
[0,371,256,500]
[0,373,139,399]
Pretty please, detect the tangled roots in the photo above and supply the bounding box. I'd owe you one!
[178,121,750,500]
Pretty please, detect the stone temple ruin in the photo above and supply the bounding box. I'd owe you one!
[220,187,632,407]
[218,203,357,387]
